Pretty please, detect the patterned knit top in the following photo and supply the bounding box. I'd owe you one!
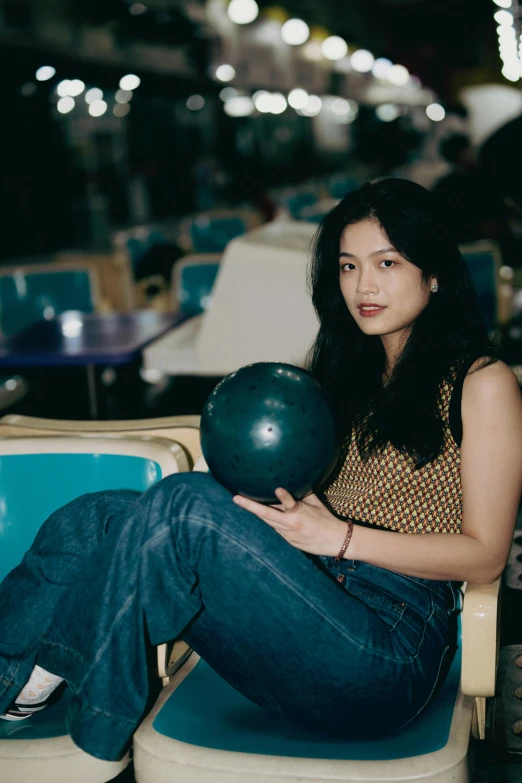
[321,362,478,534]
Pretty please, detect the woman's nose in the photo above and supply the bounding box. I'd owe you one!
[356,268,378,295]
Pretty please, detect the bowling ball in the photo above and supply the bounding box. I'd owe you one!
[200,362,339,503]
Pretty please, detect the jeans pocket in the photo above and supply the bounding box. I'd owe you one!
[344,578,408,632]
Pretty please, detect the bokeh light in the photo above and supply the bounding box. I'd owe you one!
[187,94,205,111]
[376,103,400,122]
[350,49,374,73]
[321,36,348,61]
[281,19,310,45]
[88,99,108,117]
[288,88,309,109]
[372,57,393,79]
[227,0,259,25]
[388,64,410,85]
[224,96,255,116]
[85,88,103,104]
[426,103,445,121]
[36,66,55,82]
[216,64,236,82]
[57,96,75,114]
[119,74,141,91]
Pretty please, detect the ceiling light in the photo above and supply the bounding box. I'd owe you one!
[281,19,310,45]
[220,87,238,101]
[36,66,55,82]
[186,94,205,111]
[372,57,393,79]
[388,64,410,86]
[426,103,445,121]
[288,88,309,109]
[85,88,103,104]
[119,74,141,91]
[88,99,108,117]
[269,93,287,114]
[350,49,375,73]
[494,9,514,24]
[224,96,255,116]
[216,64,236,82]
[376,103,400,122]
[68,79,85,97]
[321,36,348,61]
[227,0,259,25]
[57,96,75,114]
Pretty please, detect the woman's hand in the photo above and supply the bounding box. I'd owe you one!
[232,488,349,557]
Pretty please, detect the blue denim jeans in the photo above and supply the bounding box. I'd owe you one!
[0,473,459,761]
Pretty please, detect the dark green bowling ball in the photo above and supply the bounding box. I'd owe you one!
[200,362,339,503]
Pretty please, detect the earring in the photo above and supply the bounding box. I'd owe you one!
[431,284,439,293]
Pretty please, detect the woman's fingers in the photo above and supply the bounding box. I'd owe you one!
[301,492,324,508]
[232,494,282,523]
[274,488,299,510]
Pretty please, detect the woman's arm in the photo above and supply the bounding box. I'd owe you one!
[348,360,522,584]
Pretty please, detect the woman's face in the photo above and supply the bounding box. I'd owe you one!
[339,219,436,356]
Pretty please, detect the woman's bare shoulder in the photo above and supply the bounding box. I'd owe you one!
[462,358,521,410]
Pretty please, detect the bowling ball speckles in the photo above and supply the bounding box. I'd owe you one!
[200,362,339,503]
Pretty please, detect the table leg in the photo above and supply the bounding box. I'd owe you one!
[86,364,99,419]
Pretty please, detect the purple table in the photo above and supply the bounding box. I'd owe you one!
[0,311,184,418]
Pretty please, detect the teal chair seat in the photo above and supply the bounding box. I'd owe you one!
[0,438,182,777]
[178,263,220,317]
[0,452,162,584]
[190,218,247,253]
[152,645,461,761]
[0,268,96,336]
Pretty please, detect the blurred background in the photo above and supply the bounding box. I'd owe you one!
[2,0,522,423]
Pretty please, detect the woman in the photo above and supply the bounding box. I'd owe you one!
[1,178,521,762]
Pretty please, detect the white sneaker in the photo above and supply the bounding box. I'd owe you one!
[0,665,64,721]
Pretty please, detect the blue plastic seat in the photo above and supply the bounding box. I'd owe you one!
[0,266,96,336]
[177,262,220,317]
[0,437,183,782]
[190,217,247,253]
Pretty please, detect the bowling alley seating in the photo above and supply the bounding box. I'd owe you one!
[53,250,135,311]
[112,224,169,276]
[297,198,339,223]
[172,254,221,317]
[176,209,260,254]
[0,413,502,782]
[0,262,103,337]
[327,174,358,200]
[143,220,320,377]
[459,240,513,332]
[0,433,191,783]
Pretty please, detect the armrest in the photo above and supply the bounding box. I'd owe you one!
[461,578,500,697]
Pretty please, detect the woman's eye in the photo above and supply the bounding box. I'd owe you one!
[341,263,355,272]
[380,259,395,268]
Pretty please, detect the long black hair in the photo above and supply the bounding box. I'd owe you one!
[308,177,498,468]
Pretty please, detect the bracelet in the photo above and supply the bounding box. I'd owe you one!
[334,520,354,561]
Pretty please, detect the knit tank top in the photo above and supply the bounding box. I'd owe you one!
[322,359,480,534]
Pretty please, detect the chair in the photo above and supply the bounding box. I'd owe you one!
[53,251,135,312]
[0,416,502,780]
[172,254,221,317]
[143,220,320,377]
[0,263,101,337]
[459,240,513,331]
[297,198,339,223]
[0,434,188,783]
[177,210,257,254]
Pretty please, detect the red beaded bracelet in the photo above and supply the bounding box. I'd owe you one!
[334,520,354,561]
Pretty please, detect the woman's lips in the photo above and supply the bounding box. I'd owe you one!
[357,305,386,317]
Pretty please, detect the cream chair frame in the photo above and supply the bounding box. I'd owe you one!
[0,433,188,783]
